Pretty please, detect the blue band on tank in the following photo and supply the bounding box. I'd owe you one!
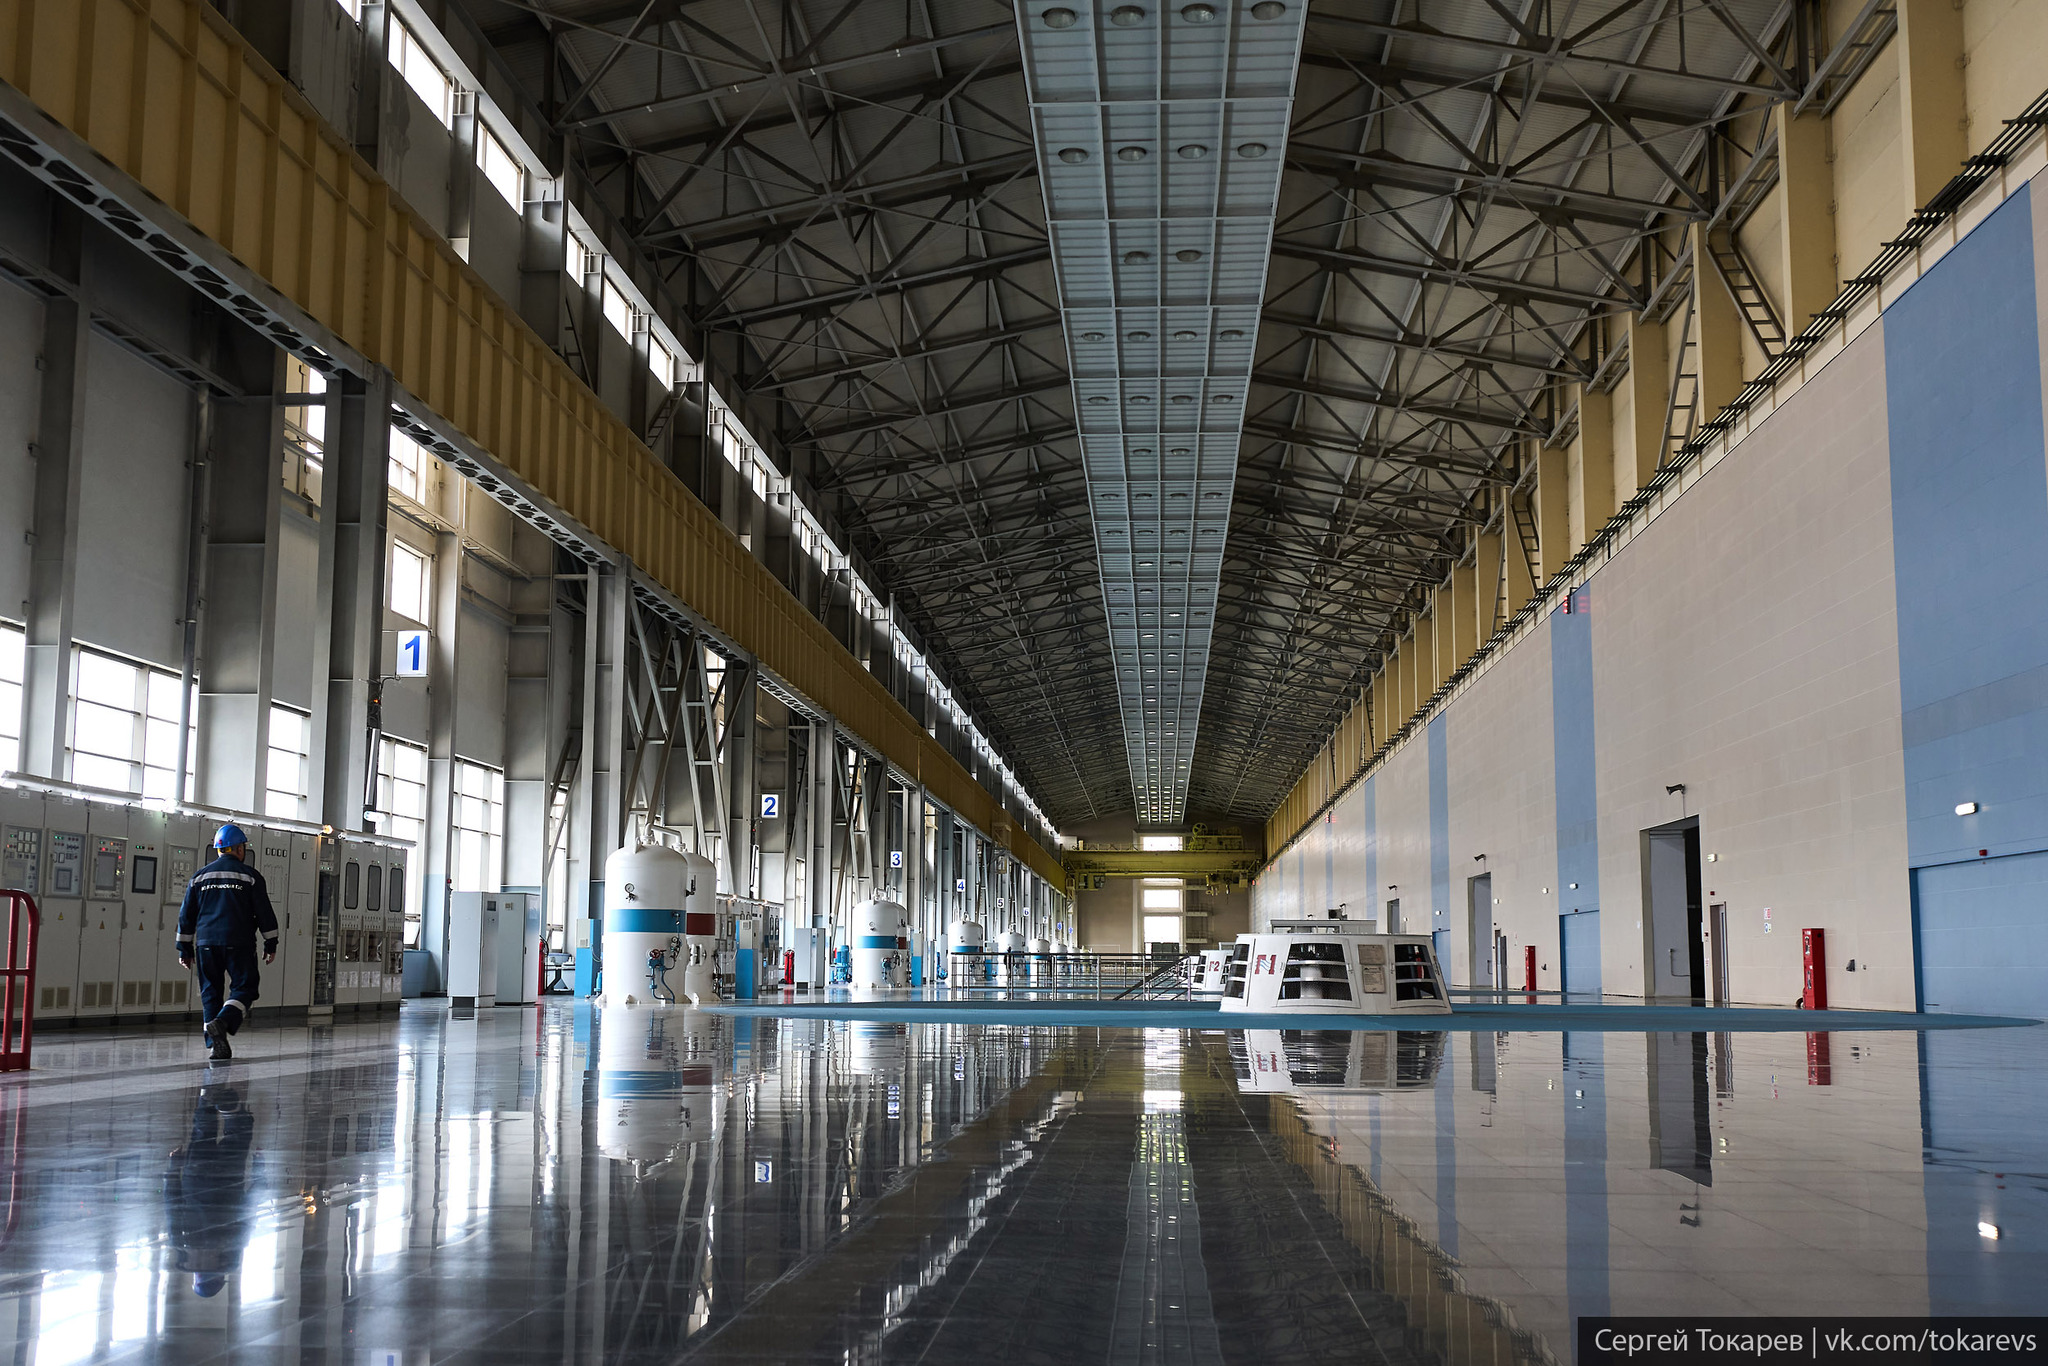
[857,935,897,949]
[600,1073,682,1097]
[606,907,685,934]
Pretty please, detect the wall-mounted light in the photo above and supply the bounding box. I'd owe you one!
[1568,882,1579,890]
[1979,1221,2001,1240]
[1956,801,1979,816]
[1666,783,1686,796]
[1705,853,1718,863]
[1473,853,1486,863]
[1387,884,1397,893]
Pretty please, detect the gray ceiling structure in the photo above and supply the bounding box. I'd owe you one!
[457,0,1818,831]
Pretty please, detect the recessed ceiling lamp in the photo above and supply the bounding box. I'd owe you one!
[1058,147,1090,163]
[1127,329,1151,339]
[1173,329,1197,339]
[1042,6,1078,26]
[1250,0,1285,16]
[1219,328,1245,339]
[1177,144,1208,159]
[1175,249,1203,263]
[1122,250,1151,265]
[1111,4,1147,24]
[1082,330,1104,340]
[1180,1,1216,18]
[1116,145,1149,162]
[1236,142,1268,158]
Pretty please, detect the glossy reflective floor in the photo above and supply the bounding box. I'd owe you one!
[0,1005,2041,1364]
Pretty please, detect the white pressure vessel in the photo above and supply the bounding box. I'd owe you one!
[850,897,912,989]
[596,1004,717,1161]
[679,851,719,1000]
[949,919,987,985]
[602,844,691,1004]
[998,930,1028,984]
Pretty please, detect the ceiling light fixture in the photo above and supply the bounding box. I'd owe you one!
[1116,145,1149,162]
[1250,0,1285,16]
[1236,142,1267,158]
[1174,329,1197,339]
[1122,250,1151,264]
[1058,147,1090,163]
[1177,144,1209,159]
[1179,2,1216,20]
[1111,5,1148,25]
[1043,6,1078,26]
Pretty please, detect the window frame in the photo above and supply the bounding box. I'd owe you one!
[388,538,432,627]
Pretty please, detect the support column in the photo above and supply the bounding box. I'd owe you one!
[1413,615,1437,703]
[1897,0,1968,215]
[448,93,479,260]
[725,666,758,903]
[806,717,832,930]
[1620,312,1666,498]
[1690,222,1746,424]
[1473,529,1503,644]
[1431,587,1457,687]
[419,526,463,972]
[1534,438,1570,582]
[1570,383,1615,547]
[321,368,392,831]
[501,571,553,895]
[568,560,627,939]
[1774,104,1838,337]
[196,336,286,811]
[1448,562,1477,671]
[20,212,90,779]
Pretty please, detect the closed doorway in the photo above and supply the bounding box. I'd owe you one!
[1915,848,2048,1016]
[1561,909,1601,996]
[1641,818,1705,1000]
[1467,874,1494,987]
[1708,903,1730,1004]
[1384,897,1401,933]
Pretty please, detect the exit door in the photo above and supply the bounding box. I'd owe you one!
[1641,819,1704,1000]
[1467,874,1494,988]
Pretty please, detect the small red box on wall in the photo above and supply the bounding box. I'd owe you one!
[1802,927,1827,1010]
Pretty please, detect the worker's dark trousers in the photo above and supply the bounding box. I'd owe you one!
[194,945,261,1040]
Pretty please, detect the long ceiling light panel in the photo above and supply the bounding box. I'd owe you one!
[1019,0,1305,826]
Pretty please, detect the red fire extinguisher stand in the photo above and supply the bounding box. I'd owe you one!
[1802,927,1827,1011]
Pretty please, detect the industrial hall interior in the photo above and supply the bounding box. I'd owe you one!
[1,0,2047,1361]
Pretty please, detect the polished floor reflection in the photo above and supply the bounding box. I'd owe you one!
[0,1005,2040,1363]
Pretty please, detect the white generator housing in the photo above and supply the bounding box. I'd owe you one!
[602,844,691,1004]
[1219,923,1452,1015]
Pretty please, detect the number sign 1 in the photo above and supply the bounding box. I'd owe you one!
[396,629,429,678]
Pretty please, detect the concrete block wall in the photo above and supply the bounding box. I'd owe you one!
[1257,166,2048,1014]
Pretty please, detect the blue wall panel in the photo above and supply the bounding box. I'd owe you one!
[1885,186,2048,866]
[1915,848,2048,1016]
[1562,909,1602,996]
[1551,591,1601,919]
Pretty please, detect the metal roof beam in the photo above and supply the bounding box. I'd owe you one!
[1251,370,1545,438]
[792,376,1070,445]
[711,246,1051,327]
[1273,240,1629,313]
[644,152,1038,249]
[752,316,1065,392]
[1308,13,1798,101]
[1259,310,1592,380]
[1287,148,1686,230]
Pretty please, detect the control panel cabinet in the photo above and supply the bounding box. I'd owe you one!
[153,816,202,1020]
[75,803,129,1020]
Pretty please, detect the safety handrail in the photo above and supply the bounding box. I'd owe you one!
[1115,955,1199,1001]
[0,892,39,1073]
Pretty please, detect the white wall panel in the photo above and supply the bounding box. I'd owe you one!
[0,287,41,619]
[73,336,190,670]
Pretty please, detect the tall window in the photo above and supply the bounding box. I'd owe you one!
[601,278,634,338]
[376,736,427,945]
[389,20,453,126]
[0,621,21,775]
[389,540,432,625]
[388,425,431,505]
[69,648,192,799]
[477,124,521,208]
[265,705,312,820]
[282,357,326,505]
[648,334,673,390]
[452,760,503,894]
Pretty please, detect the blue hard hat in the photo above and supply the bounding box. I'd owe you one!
[214,823,248,849]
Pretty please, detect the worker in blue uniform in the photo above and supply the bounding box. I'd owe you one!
[176,824,279,1061]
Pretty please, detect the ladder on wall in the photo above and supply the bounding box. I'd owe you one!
[1509,492,1541,601]
[1704,224,1787,360]
[644,388,682,447]
[1660,294,1702,472]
